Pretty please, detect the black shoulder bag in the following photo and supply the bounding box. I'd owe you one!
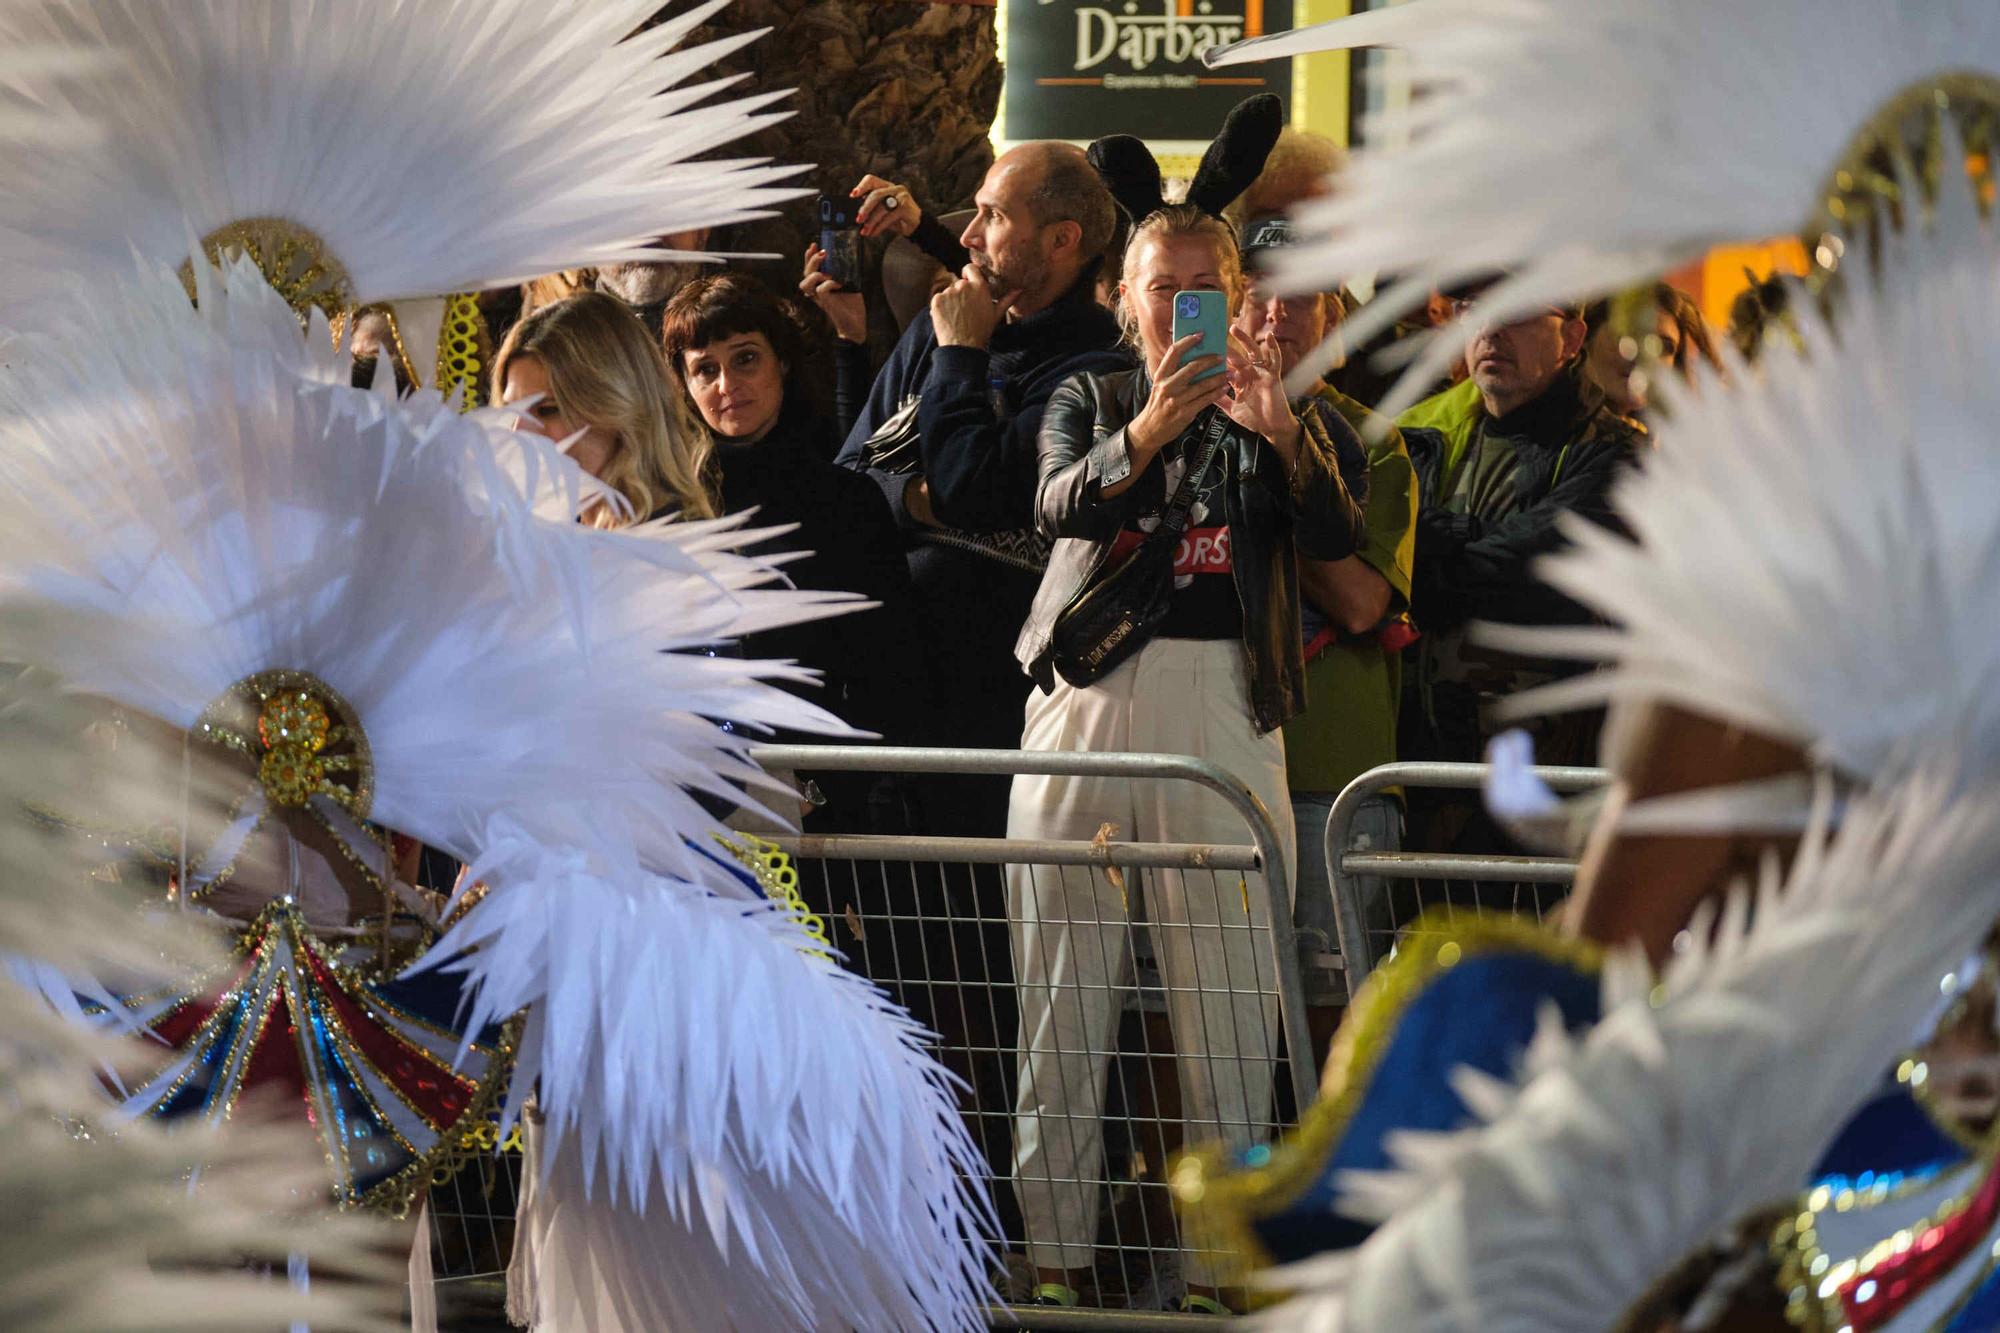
[1047,407,1231,688]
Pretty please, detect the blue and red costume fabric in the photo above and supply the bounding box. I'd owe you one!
[100,899,509,1211]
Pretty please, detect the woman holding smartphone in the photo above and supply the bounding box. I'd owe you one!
[1006,203,1366,1313]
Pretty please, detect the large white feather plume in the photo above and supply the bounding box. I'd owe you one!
[0,255,857,887]
[0,0,801,326]
[1259,761,2000,1331]
[1489,166,2000,794]
[0,254,993,1325]
[1207,0,2000,410]
[434,821,997,1333]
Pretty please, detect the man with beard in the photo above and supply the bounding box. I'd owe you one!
[836,143,1129,810]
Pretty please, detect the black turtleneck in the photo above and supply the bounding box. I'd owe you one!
[1447,362,1596,525]
[1484,360,1590,445]
[710,397,932,829]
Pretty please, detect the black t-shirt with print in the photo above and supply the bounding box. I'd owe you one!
[1106,436,1242,642]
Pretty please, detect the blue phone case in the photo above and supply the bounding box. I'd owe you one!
[818,196,860,290]
[1171,290,1229,381]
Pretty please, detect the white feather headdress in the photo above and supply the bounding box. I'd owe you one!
[0,254,855,886]
[0,254,997,1327]
[1208,0,2000,410]
[0,4,99,145]
[1487,166,2000,797]
[1258,761,2000,1331]
[0,0,801,329]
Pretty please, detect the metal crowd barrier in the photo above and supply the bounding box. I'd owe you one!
[427,1141,522,1325]
[426,743,1314,1330]
[1325,760,1612,992]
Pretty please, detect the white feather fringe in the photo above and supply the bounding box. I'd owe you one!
[431,822,997,1332]
[1260,759,2000,1330]
[0,0,804,326]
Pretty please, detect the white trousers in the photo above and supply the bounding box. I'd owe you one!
[1006,637,1296,1284]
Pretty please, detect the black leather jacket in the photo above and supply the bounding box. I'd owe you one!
[1015,368,1367,733]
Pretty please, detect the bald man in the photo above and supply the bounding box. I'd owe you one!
[836,144,1130,796]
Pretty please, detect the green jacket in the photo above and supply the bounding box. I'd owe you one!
[1395,378,1481,484]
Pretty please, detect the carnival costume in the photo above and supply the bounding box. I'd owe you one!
[0,2,994,1329]
[1160,3,2000,1329]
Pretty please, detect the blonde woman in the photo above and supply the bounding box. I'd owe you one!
[1008,204,1367,1313]
[493,289,714,525]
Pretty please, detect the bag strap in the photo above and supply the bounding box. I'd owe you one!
[1152,407,1231,543]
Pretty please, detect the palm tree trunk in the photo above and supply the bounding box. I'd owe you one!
[666,0,1001,313]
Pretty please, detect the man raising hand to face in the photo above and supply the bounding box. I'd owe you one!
[835,143,1131,801]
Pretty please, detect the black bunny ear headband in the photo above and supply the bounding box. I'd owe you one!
[1086,93,1285,228]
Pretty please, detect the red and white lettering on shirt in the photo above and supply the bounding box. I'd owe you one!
[1108,524,1233,576]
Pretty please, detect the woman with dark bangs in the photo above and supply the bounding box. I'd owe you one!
[660,271,929,826]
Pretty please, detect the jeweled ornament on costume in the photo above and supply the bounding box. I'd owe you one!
[58,668,505,1215]
[101,897,512,1213]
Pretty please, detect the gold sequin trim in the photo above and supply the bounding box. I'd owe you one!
[717,833,831,961]
[436,292,490,410]
[178,217,354,322]
[1812,73,2000,254]
[273,900,517,1217]
[1775,1157,1995,1331]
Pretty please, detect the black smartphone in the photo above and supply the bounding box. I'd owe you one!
[818,196,861,291]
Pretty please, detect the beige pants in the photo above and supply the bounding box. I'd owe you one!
[1006,637,1295,1285]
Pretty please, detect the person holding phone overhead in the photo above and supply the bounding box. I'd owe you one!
[1006,196,1368,1314]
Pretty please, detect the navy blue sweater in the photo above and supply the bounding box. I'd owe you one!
[834,269,1132,755]
[836,267,1131,535]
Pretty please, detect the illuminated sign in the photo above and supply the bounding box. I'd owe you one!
[1005,0,1291,141]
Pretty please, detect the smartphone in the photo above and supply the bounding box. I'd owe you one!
[818,195,861,291]
[1171,290,1229,381]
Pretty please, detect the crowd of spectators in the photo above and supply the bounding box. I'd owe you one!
[426,124,1724,1313]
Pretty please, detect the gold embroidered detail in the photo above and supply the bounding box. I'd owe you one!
[179,217,354,322]
[197,669,373,820]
